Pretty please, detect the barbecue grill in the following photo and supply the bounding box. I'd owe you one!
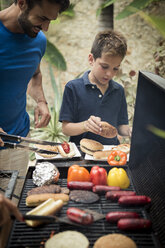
[6,71,165,248]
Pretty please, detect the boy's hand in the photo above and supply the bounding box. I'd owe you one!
[85,115,102,134]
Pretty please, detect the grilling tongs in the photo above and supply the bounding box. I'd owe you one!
[0,132,60,155]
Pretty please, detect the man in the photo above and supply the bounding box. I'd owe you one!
[0,0,70,191]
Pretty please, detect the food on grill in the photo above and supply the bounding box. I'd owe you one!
[35,144,58,158]
[45,230,89,248]
[112,143,130,154]
[106,211,139,223]
[93,233,137,248]
[106,191,136,201]
[25,199,63,227]
[60,187,70,195]
[67,181,94,191]
[90,166,107,185]
[117,218,152,231]
[92,185,120,194]
[107,167,130,189]
[107,150,127,166]
[118,195,151,206]
[66,207,94,225]
[80,138,103,155]
[26,193,69,207]
[27,184,61,196]
[67,164,90,182]
[93,150,112,160]
[69,190,99,203]
[100,121,117,138]
[58,142,76,158]
[32,162,60,187]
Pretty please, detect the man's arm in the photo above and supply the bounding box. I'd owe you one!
[27,65,51,128]
[0,194,23,226]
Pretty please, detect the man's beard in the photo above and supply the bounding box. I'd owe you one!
[18,11,41,38]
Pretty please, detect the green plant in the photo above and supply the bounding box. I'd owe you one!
[97,0,165,38]
[29,64,69,160]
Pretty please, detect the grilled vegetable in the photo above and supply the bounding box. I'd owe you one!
[117,218,152,230]
[107,167,130,189]
[67,165,90,182]
[118,195,151,206]
[67,207,93,225]
[106,211,139,223]
[90,166,107,185]
[92,185,120,194]
[67,181,94,191]
[106,190,136,201]
[107,150,127,166]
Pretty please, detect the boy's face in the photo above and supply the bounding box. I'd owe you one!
[88,52,122,86]
[18,0,60,38]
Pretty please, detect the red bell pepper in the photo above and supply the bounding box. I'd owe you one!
[90,166,107,185]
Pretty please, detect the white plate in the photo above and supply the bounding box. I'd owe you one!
[35,142,81,160]
[84,145,129,161]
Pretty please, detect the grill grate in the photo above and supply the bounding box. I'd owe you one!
[7,166,160,248]
[0,170,19,199]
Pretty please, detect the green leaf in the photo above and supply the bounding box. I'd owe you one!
[116,0,157,20]
[44,39,67,71]
[61,3,76,17]
[96,0,117,17]
[138,13,165,38]
[147,125,165,138]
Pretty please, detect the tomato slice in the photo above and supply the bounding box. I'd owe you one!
[61,141,70,153]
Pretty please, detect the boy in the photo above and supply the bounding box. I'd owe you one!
[59,29,131,145]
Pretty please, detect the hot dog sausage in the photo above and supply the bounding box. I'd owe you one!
[118,195,151,206]
[106,211,139,223]
[67,181,94,191]
[117,218,152,230]
[93,185,120,194]
[106,191,136,201]
[66,207,93,225]
[61,141,70,153]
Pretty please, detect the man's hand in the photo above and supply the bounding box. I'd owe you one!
[84,115,102,134]
[0,128,5,147]
[0,194,23,226]
[34,102,51,128]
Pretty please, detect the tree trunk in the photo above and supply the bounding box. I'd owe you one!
[98,0,114,31]
[0,0,12,10]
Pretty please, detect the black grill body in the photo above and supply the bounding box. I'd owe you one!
[7,165,160,248]
[129,71,165,247]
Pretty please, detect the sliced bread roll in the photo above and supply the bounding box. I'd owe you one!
[93,150,112,160]
[26,193,69,207]
[45,231,89,248]
[100,121,117,138]
[80,138,103,155]
[112,144,130,154]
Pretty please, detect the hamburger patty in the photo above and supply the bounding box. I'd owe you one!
[27,184,61,196]
[70,190,99,203]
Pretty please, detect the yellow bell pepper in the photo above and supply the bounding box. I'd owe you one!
[107,167,130,189]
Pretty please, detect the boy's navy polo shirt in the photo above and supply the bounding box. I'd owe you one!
[59,71,128,145]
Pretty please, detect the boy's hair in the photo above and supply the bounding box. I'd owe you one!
[14,0,70,13]
[91,29,127,60]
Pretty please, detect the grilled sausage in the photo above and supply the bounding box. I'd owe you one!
[106,211,139,223]
[66,207,93,225]
[118,195,151,206]
[92,185,120,194]
[67,181,94,191]
[106,191,136,201]
[117,218,152,230]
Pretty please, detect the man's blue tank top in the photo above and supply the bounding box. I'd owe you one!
[0,20,46,137]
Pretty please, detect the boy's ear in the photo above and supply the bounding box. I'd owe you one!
[88,53,94,66]
[17,0,27,11]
